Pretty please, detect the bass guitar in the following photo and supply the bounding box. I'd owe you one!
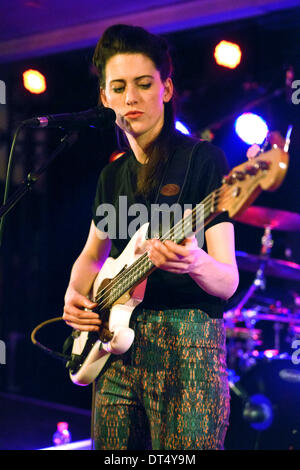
[67,146,288,385]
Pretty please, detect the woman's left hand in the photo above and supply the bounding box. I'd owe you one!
[146,234,206,274]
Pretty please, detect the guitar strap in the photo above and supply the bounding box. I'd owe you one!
[149,134,204,238]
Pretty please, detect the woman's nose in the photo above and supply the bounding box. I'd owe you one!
[125,85,139,105]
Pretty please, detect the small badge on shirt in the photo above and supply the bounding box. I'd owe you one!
[160,184,180,196]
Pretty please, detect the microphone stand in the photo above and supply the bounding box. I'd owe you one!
[0,131,78,223]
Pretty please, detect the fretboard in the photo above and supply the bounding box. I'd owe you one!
[95,188,220,308]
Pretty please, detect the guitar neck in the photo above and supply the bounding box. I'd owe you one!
[95,188,220,307]
[94,146,289,312]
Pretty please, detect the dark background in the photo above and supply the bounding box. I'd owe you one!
[0,6,300,450]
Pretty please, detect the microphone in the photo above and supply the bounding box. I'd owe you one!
[22,107,116,130]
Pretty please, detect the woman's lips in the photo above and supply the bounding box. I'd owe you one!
[125,111,144,119]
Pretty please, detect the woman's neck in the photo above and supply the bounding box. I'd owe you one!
[126,135,148,164]
[125,115,164,164]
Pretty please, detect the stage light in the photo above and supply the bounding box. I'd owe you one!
[175,120,191,135]
[214,40,242,69]
[234,112,269,145]
[109,151,126,162]
[23,69,47,94]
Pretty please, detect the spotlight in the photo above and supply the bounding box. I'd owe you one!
[214,40,242,69]
[234,112,269,145]
[23,69,47,94]
[109,151,126,162]
[175,120,191,135]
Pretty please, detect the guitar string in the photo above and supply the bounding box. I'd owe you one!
[93,187,226,308]
[94,183,226,302]
[94,183,245,310]
[94,169,262,313]
[94,184,231,309]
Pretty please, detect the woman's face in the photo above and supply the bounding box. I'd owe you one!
[100,53,173,142]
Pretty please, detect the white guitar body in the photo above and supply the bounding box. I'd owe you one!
[69,223,149,386]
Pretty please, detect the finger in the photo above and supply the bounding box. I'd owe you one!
[69,292,98,310]
[63,312,102,328]
[182,233,197,247]
[64,320,100,332]
[147,249,167,268]
[148,244,182,270]
[163,240,190,257]
[156,260,190,273]
[153,239,180,260]
[64,304,100,319]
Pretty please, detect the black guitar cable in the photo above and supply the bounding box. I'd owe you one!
[30,316,72,363]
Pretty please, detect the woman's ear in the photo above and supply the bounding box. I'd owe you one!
[163,77,174,103]
[100,87,108,107]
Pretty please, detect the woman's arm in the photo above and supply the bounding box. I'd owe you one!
[146,221,239,301]
[63,220,111,331]
[188,222,239,300]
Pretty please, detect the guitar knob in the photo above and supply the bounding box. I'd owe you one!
[222,175,234,185]
[257,160,270,170]
[245,165,258,175]
[234,171,245,181]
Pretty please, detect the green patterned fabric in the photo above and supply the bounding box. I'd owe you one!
[94,308,230,450]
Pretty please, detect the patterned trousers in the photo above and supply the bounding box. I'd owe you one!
[93,308,230,450]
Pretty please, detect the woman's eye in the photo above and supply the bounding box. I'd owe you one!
[112,87,124,93]
[139,83,151,89]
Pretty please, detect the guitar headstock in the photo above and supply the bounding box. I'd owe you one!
[217,147,289,219]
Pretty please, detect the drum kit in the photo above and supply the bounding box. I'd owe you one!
[226,205,300,371]
[224,205,300,447]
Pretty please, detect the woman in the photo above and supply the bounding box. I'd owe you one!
[63,24,239,450]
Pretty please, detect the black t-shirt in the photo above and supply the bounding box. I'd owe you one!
[92,132,233,318]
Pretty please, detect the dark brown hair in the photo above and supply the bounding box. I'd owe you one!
[92,24,176,197]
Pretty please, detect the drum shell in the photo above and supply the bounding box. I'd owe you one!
[225,356,300,450]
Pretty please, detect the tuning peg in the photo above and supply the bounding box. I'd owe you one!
[257,160,270,170]
[222,175,233,185]
[245,165,258,175]
[234,171,246,181]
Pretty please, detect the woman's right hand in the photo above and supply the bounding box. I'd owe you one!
[63,285,101,332]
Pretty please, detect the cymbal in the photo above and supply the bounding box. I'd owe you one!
[238,309,300,325]
[224,308,300,325]
[234,206,300,231]
[225,325,262,341]
[236,250,300,281]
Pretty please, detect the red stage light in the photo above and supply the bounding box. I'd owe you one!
[214,40,242,69]
[109,151,126,162]
[23,69,47,94]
